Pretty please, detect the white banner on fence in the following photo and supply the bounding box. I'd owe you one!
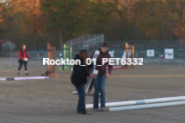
[147,49,155,57]
[165,48,174,59]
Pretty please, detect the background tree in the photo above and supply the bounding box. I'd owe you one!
[1,0,185,50]
[135,0,179,40]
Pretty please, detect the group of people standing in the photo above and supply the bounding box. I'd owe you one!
[71,42,113,115]
[17,42,113,115]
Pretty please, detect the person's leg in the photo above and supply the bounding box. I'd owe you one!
[75,86,81,113]
[18,60,23,75]
[80,85,86,114]
[93,74,100,110]
[77,98,80,113]
[24,62,29,75]
[76,85,86,114]
[99,74,106,109]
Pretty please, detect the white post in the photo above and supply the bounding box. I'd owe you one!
[159,52,161,65]
[37,52,39,67]
[109,101,185,111]
[86,96,185,109]
[9,52,12,67]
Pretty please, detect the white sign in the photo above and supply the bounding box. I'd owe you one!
[147,49,155,57]
[165,48,174,59]
[109,51,115,57]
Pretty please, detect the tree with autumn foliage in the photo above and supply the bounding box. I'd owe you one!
[134,0,178,40]
[170,0,185,40]
[0,2,6,39]
[1,0,185,50]
[6,0,45,49]
[40,0,122,44]
[0,4,3,23]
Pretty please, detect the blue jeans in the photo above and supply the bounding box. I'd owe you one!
[93,74,106,110]
[75,85,86,114]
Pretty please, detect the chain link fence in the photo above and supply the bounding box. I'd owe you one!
[1,48,185,68]
[135,49,185,64]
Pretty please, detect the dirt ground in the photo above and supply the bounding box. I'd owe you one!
[0,57,185,123]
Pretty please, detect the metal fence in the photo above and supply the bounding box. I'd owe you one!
[1,48,185,68]
[135,49,185,65]
[3,51,63,67]
[108,41,185,49]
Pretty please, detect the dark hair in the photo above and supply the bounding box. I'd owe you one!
[20,44,26,51]
[78,50,88,65]
[101,42,108,48]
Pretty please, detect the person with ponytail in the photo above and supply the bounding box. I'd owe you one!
[17,44,31,75]
[71,50,93,115]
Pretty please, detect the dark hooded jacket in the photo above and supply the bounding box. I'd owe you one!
[71,54,92,86]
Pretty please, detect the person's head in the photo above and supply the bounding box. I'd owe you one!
[22,44,26,51]
[78,50,88,65]
[101,42,108,53]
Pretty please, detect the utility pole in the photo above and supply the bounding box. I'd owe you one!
[33,0,37,50]
[60,27,63,50]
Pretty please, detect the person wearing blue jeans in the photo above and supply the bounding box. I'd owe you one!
[71,50,93,115]
[93,74,106,110]
[75,85,86,114]
[91,42,113,111]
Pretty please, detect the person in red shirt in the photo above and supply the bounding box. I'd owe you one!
[17,44,31,75]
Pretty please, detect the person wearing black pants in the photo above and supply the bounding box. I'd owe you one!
[17,44,31,75]
[18,60,28,73]
[71,50,93,115]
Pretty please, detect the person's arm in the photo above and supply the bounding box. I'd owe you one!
[89,51,95,73]
[81,66,90,77]
[82,66,93,78]
[73,65,89,79]
[26,52,31,59]
[18,51,23,60]
[108,64,113,75]
[87,62,93,71]
[107,54,113,77]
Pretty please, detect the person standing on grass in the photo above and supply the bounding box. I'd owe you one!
[91,42,113,111]
[71,50,93,115]
[17,44,31,75]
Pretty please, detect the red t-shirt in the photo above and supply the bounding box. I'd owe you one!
[18,50,31,60]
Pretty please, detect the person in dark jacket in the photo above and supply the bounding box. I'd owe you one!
[17,44,31,75]
[71,50,93,115]
[91,42,113,111]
